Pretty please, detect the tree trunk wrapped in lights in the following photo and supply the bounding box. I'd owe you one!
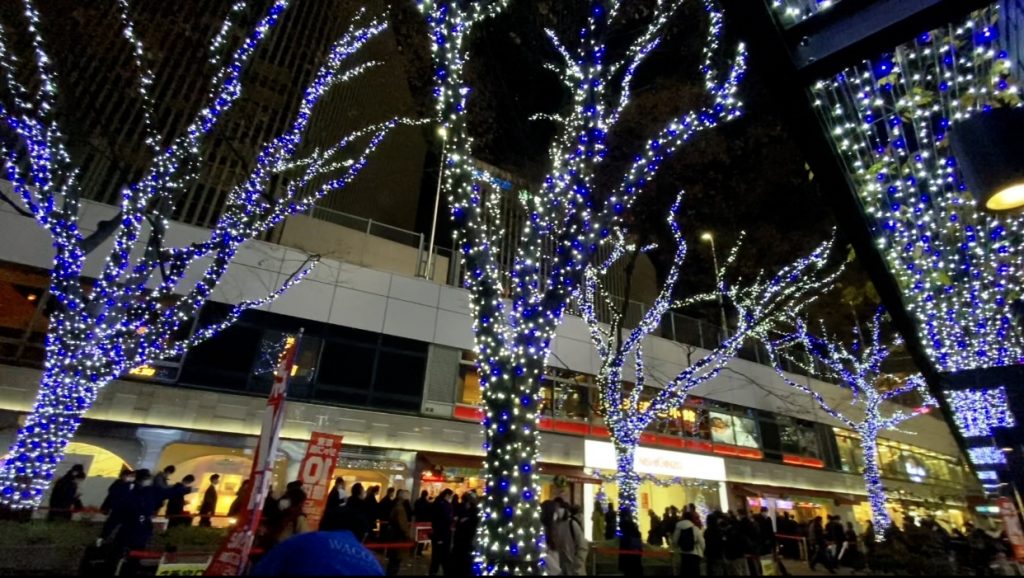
[765,311,937,540]
[0,0,412,510]
[418,0,746,573]
[575,196,840,522]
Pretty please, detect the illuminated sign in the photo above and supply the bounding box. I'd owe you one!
[775,500,795,510]
[583,439,727,481]
[129,366,157,377]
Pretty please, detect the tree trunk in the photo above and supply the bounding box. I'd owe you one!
[475,354,546,575]
[859,432,891,541]
[0,361,99,510]
[614,440,641,528]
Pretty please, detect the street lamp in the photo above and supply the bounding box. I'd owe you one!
[424,126,448,280]
[701,232,729,340]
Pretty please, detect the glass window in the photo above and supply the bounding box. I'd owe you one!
[710,411,761,448]
[458,364,482,405]
[878,441,903,478]
[833,430,864,473]
[779,418,820,458]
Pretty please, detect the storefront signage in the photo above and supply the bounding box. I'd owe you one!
[997,497,1024,562]
[775,500,795,510]
[583,440,727,481]
[299,432,344,531]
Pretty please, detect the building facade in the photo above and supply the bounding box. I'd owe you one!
[0,191,987,539]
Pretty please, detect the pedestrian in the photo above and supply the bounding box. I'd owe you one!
[569,504,590,576]
[101,469,134,515]
[756,508,775,559]
[673,511,706,576]
[723,512,750,576]
[266,485,309,547]
[618,509,643,576]
[452,491,480,575]
[429,489,455,576]
[326,477,348,512]
[386,489,413,576]
[379,487,396,537]
[551,499,576,576]
[592,500,606,543]
[366,486,381,538]
[102,469,159,575]
[704,513,727,576]
[825,515,844,569]
[414,490,431,556]
[839,521,863,570]
[647,509,664,546]
[605,502,618,540]
[153,465,175,492]
[229,479,250,518]
[808,516,833,573]
[166,474,196,529]
[199,473,220,527]
[967,522,995,577]
[48,464,85,521]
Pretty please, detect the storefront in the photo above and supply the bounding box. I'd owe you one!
[330,455,410,496]
[415,452,591,504]
[582,439,729,542]
[733,483,858,528]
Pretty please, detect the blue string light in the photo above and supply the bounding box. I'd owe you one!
[419,0,745,573]
[767,310,937,540]
[0,0,410,509]
[944,387,1017,438]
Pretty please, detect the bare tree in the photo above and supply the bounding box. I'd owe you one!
[0,0,412,509]
[576,196,839,520]
[418,0,746,571]
[765,310,937,538]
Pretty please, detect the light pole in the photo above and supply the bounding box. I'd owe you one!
[701,232,729,340]
[424,126,447,280]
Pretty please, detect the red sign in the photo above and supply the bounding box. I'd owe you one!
[206,334,300,576]
[298,432,344,530]
[997,497,1024,562]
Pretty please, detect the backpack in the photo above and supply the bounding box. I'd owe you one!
[678,526,696,551]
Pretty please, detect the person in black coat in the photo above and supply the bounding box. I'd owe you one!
[756,508,776,556]
[618,509,643,576]
[165,475,196,529]
[325,477,348,513]
[429,489,454,577]
[452,491,480,575]
[414,490,431,523]
[198,474,220,527]
[101,470,134,515]
[320,482,368,541]
[48,464,85,521]
[604,502,618,540]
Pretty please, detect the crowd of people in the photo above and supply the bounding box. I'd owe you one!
[52,465,1022,576]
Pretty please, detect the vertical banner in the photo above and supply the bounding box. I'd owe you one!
[998,497,1024,562]
[205,333,301,576]
[298,432,344,530]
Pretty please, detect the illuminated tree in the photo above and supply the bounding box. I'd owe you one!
[766,311,937,538]
[418,0,746,572]
[0,0,409,509]
[576,196,838,521]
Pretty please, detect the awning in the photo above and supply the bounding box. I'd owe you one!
[416,452,485,472]
[734,483,861,506]
[537,462,598,485]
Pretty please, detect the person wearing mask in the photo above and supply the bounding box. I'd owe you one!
[199,474,220,527]
[103,469,159,574]
[673,511,706,576]
[166,475,196,529]
[569,504,590,576]
[452,491,480,576]
[386,489,413,576]
[49,464,85,521]
[429,489,454,577]
[266,486,309,547]
[101,469,134,515]
[229,479,250,518]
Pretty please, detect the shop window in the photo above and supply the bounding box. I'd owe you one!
[833,430,864,473]
[709,411,760,448]
[180,321,263,390]
[877,441,903,478]
[248,330,321,397]
[779,417,821,458]
[458,364,482,405]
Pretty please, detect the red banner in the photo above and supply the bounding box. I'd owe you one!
[205,334,300,576]
[998,497,1024,562]
[298,432,344,530]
